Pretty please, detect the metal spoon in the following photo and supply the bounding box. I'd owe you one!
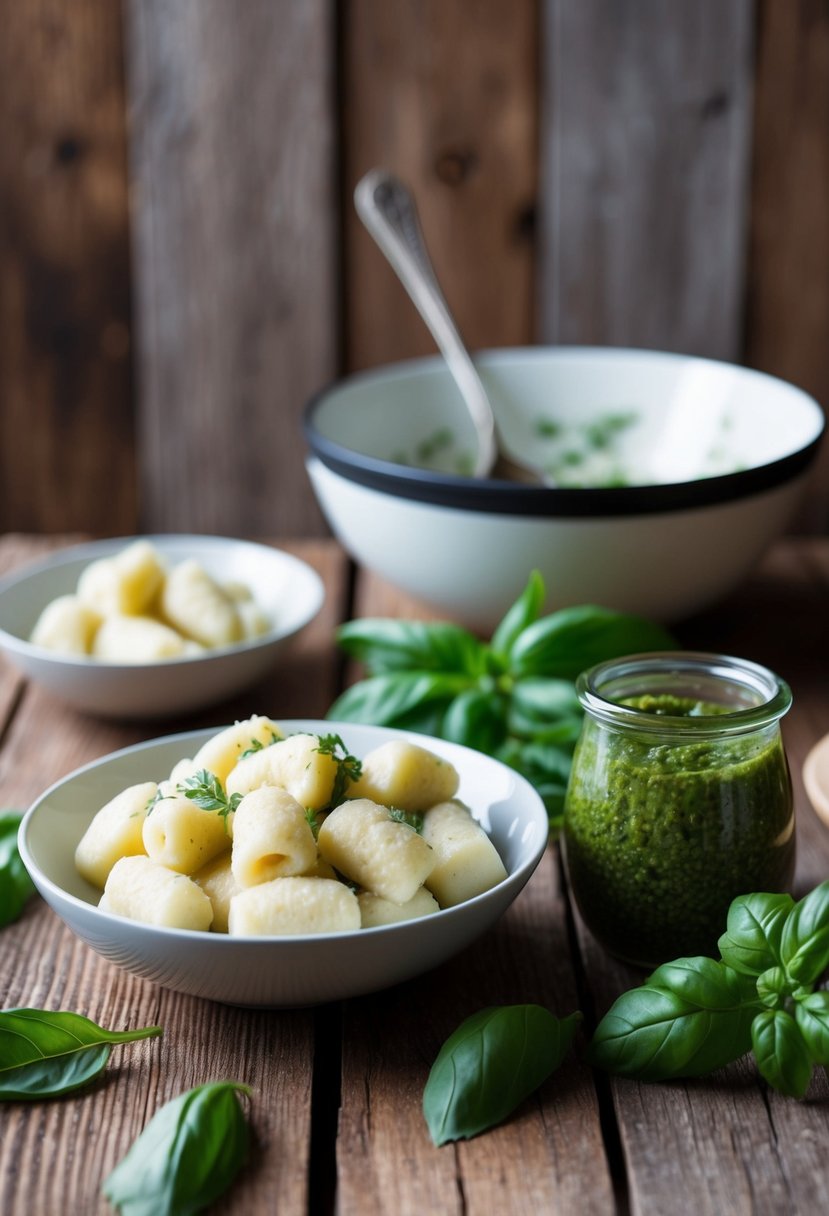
[354,169,552,486]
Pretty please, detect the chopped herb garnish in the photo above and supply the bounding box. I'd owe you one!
[305,808,320,840]
[239,728,280,761]
[176,769,241,833]
[534,417,562,439]
[145,787,169,814]
[388,808,424,834]
[314,734,362,807]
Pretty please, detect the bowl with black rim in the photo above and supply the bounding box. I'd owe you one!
[303,346,824,628]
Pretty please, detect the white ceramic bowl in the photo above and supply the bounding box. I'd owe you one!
[18,720,548,1007]
[0,536,324,718]
[304,347,825,627]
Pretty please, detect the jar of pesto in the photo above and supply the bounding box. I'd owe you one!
[563,652,795,968]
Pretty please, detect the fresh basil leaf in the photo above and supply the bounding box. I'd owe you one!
[717,891,795,977]
[328,672,469,726]
[794,992,829,1065]
[751,1009,813,1098]
[423,1005,580,1146]
[508,677,582,728]
[755,966,791,1009]
[103,1080,251,1216]
[509,606,676,680]
[779,880,829,985]
[590,959,760,1080]
[489,571,545,659]
[335,619,488,677]
[0,1009,162,1101]
[441,689,508,753]
[0,812,36,928]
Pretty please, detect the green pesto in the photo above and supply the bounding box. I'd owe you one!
[563,695,795,967]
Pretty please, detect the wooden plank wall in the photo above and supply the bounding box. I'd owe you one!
[0,0,827,538]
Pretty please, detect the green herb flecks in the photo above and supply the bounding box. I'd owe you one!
[388,808,424,834]
[314,734,362,808]
[0,812,36,928]
[305,808,320,840]
[0,1009,161,1101]
[176,770,241,833]
[590,881,829,1098]
[103,1080,251,1215]
[329,571,675,832]
[239,728,280,761]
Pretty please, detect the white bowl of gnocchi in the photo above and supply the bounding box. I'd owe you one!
[0,536,324,717]
[18,718,549,1007]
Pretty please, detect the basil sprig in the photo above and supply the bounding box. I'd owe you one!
[0,811,36,928]
[0,1009,162,1101]
[591,882,829,1098]
[330,572,675,829]
[423,1004,581,1145]
[103,1080,251,1215]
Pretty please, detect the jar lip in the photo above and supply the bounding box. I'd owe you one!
[576,650,792,736]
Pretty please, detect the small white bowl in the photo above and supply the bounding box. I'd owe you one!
[0,536,324,718]
[18,720,548,1007]
[304,347,825,626]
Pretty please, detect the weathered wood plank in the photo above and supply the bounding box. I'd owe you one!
[746,0,829,534]
[342,0,539,371]
[538,0,754,358]
[124,0,337,537]
[0,0,135,534]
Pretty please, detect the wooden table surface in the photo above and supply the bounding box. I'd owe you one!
[1,533,827,1216]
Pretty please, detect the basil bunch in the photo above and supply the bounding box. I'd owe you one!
[423,1005,581,1145]
[330,572,675,828]
[0,811,35,928]
[104,1081,251,1215]
[0,1009,161,1100]
[591,883,829,1098]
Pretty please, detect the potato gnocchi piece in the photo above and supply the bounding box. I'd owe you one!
[231,787,318,888]
[348,740,459,812]
[318,798,434,905]
[75,781,157,889]
[228,876,360,936]
[142,793,232,874]
[192,715,283,786]
[30,595,101,656]
[421,800,507,907]
[193,851,237,933]
[104,855,213,930]
[226,732,340,810]
[161,559,243,648]
[77,540,166,617]
[92,615,190,662]
[358,886,440,927]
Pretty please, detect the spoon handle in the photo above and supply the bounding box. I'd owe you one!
[354,169,497,477]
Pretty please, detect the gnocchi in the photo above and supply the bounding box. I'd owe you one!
[30,539,270,662]
[78,723,508,936]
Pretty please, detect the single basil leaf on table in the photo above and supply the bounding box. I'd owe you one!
[328,671,470,727]
[0,811,36,928]
[440,688,508,753]
[0,1009,162,1101]
[590,958,760,1081]
[423,1004,581,1146]
[103,1080,251,1216]
[794,992,829,1066]
[509,605,676,681]
[335,619,488,677]
[489,570,545,659]
[779,879,829,985]
[751,1009,814,1098]
[717,891,796,977]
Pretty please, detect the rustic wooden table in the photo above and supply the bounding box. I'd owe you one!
[1,534,827,1215]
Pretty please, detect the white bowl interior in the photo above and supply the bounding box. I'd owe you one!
[19,721,549,1007]
[0,536,325,717]
[311,348,824,486]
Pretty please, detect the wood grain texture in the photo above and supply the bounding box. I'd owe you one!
[0,0,136,534]
[538,0,755,358]
[745,0,829,533]
[342,0,539,371]
[124,0,337,537]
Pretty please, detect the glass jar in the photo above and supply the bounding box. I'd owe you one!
[563,652,795,968]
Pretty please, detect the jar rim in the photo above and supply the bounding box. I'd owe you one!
[576,650,792,737]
